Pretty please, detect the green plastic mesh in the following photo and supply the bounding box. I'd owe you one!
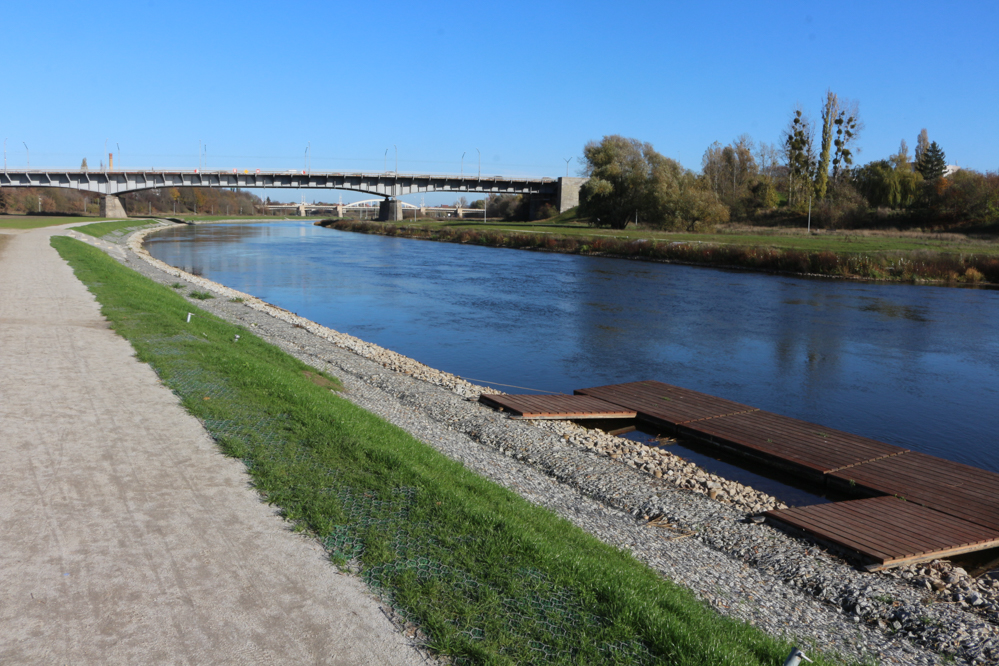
[139,332,656,665]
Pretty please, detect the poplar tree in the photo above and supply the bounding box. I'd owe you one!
[782,107,815,206]
[914,129,930,166]
[815,91,860,199]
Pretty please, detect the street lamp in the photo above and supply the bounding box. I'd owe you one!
[461,152,465,177]
[117,143,121,171]
[564,157,572,176]
[23,142,29,168]
[476,148,480,178]
[384,148,388,172]
[104,139,108,171]
[394,145,397,174]
[305,142,310,173]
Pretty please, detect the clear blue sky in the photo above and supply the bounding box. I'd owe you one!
[4,0,996,204]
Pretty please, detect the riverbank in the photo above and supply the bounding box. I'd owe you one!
[317,219,999,285]
[55,222,814,665]
[117,221,999,664]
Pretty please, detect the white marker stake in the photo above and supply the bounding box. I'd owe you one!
[186,313,192,323]
[234,335,240,342]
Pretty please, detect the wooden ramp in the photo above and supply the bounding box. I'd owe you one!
[766,496,999,569]
[477,394,637,420]
[480,379,999,568]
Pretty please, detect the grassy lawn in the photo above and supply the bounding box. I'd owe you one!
[390,218,999,256]
[0,215,112,230]
[74,219,160,238]
[50,231,852,665]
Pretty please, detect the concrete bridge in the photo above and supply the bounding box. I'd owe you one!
[0,168,586,220]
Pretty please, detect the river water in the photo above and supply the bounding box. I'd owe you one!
[145,221,999,503]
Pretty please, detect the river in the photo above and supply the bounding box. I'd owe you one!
[145,221,999,503]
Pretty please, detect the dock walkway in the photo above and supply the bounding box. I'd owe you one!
[481,380,999,569]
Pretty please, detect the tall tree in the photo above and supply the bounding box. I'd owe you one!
[917,141,947,180]
[580,135,725,229]
[815,91,861,199]
[914,129,930,167]
[891,139,911,169]
[701,135,757,206]
[782,106,816,206]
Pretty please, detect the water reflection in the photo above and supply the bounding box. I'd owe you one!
[146,222,999,487]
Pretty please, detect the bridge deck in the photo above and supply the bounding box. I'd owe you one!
[480,380,999,568]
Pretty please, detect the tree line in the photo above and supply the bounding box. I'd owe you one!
[0,186,263,216]
[577,91,998,231]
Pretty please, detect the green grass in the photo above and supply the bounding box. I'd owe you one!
[74,219,157,238]
[188,290,214,300]
[49,234,854,666]
[390,217,999,256]
[324,219,999,284]
[0,215,112,230]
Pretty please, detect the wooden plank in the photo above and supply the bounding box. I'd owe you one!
[576,381,757,425]
[767,497,999,567]
[478,394,637,420]
[830,453,999,532]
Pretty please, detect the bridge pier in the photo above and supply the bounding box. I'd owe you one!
[100,195,128,219]
[378,198,403,222]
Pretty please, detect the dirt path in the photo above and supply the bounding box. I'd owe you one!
[0,226,427,664]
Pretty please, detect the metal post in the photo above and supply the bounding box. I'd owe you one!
[104,139,108,173]
[476,148,480,178]
[564,157,571,176]
[38,195,41,212]
[384,149,388,172]
[807,195,812,233]
[23,142,29,168]
[116,143,120,171]
[3,138,6,172]
[394,145,397,174]
[461,152,465,177]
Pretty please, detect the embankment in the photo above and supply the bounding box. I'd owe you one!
[317,219,999,285]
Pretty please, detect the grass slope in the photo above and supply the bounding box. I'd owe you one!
[52,233,850,666]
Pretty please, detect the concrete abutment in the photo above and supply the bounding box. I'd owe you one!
[100,195,128,219]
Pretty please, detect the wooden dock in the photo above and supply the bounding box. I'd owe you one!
[479,380,999,569]
[477,393,636,420]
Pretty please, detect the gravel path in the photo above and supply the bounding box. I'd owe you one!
[84,221,999,665]
[0,225,430,665]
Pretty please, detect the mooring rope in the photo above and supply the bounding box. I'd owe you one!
[455,376,566,395]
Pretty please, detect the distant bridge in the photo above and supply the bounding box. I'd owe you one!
[0,168,585,220]
[264,198,488,219]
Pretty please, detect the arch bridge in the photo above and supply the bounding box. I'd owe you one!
[0,168,586,220]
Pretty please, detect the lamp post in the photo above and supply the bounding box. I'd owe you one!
[116,143,120,171]
[305,142,310,173]
[564,157,571,176]
[384,148,388,172]
[3,138,6,172]
[394,144,397,174]
[104,139,108,172]
[23,142,29,168]
[476,148,480,178]
[461,152,465,177]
